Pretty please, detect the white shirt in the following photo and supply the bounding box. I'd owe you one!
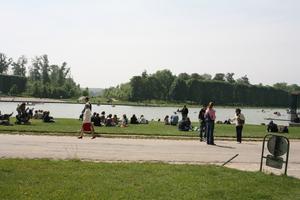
[233,113,245,126]
[83,108,92,123]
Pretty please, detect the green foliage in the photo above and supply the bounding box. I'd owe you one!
[0,53,12,74]
[213,73,225,81]
[225,72,235,83]
[8,84,18,95]
[26,55,81,98]
[169,78,188,101]
[104,70,293,107]
[103,83,132,100]
[273,82,300,93]
[82,87,89,96]
[11,55,27,76]
[0,74,27,94]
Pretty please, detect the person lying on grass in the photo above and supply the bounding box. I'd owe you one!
[78,104,96,139]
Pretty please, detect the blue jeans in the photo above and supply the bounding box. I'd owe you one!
[206,121,215,144]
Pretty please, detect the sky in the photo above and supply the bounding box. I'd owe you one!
[1,0,299,88]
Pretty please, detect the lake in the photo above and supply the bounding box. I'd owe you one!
[0,102,290,125]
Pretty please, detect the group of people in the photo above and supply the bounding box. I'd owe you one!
[15,103,33,124]
[198,102,245,145]
[33,110,55,123]
[164,105,191,131]
[88,112,148,127]
[267,120,288,133]
[164,112,179,126]
[78,97,149,139]
[163,103,246,145]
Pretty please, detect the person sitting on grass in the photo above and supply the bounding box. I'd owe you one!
[112,114,119,126]
[33,110,44,119]
[267,120,278,133]
[0,111,13,126]
[178,117,192,131]
[16,102,31,125]
[93,113,101,127]
[121,114,128,127]
[91,112,97,123]
[42,111,55,123]
[105,114,114,127]
[130,114,139,124]
[100,111,106,125]
[78,104,96,139]
[164,115,170,125]
[170,112,179,126]
[139,115,148,124]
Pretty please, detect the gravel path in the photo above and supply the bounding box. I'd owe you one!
[0,134,299,178]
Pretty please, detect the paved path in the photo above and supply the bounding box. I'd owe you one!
[0,134,299,178]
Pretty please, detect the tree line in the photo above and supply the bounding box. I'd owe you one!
[0,53,81,98]
[104,69,300,107]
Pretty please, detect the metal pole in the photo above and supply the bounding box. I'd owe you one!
[285,137,290,175]
[260,134,268,172]
[222,154,239,166]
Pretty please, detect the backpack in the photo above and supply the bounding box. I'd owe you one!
[237,114,245,125]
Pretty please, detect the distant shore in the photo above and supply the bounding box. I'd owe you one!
[0,97,65,103]
[0,96,289,109]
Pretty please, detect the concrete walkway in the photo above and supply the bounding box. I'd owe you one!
[0,134,299,178]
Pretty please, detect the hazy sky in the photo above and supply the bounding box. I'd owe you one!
[1,0,299,88]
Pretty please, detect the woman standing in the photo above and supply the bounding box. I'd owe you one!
[78,103,96,139]
[204,102,216,145]
[232,108,245,143]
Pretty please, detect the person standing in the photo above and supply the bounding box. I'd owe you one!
[204,102,216,145]
[78,103,96,139]
[198,105,206,142]
[232,108,245,143]
[82,97,92,113]
[178,105,189,120]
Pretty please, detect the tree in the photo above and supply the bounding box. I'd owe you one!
[40,55,50,84]
[0,53,12,74]
[12,55,27,76]
[153,69,175,100]
[82,87,89,96]
[169,78,188,101]
[273,82,289,91]
[190,73,201,80]
[236,75,250,85]
[9,84,19,95]
[213,73,225,81]
[50,62,70,86]
[141,70,148,78]
[201,73,212,80]
[225,73,235,83]
[29,57,41,81]
[177,73,190,81]
[129,76,145,101]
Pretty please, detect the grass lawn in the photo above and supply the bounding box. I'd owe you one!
[0,118,300,139]
[0,159,299,200]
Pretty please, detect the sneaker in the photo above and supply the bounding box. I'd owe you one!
[91,136,96,139]
[78,136,83,139]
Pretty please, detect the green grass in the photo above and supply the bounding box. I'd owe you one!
[1,118,300,139]
[0,159,299,200]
